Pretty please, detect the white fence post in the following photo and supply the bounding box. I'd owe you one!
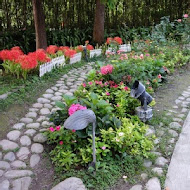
[70,52,82,64]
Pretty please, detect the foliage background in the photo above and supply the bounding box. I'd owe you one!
[0,0,189,52]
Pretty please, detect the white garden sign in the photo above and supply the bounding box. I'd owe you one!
[70,52,82,64]
[90,49,102,58]
[39,55,65,77]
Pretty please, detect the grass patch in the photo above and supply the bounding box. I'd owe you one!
[0,60,90,112]
[53,155,144,190]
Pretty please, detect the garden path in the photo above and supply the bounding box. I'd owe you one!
[0,63,93,190]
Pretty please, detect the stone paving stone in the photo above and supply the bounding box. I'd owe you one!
[55,84,63,87]
[20,135,32,146]
[172,105,178,109]
[17,147,30,160]
[178,96,185,100]
[51,87,58,91]
[173,118,183,123]
[145,177,161,190]
[33,133,47,143]
[0,140,19,151]
[20,118,33,124]
[57,80,64,84]
[7,130,21,141]
[31,143,44,153]
[44,103,53,109]
[143,160,152,168]
[54,92,62,96]
[29,108,39,112]
[152,167,163,176]
[43,94,54,99]
[4,170,33,179]
[169,122,182,129]
[25,112,37,118]
[12,123,25,130]
[12,177,32,190]
[51,177,86,190]
[46,89,54,93]
[37,98,50,104]
[11,160,27,168]
[168,129,178,137]
[175,99,182,104]
[41,121,53,127]
[0,93,9,100]
[58,89,68,93]
[51,96,62,101]
[26,123,40,129]
[30,154,40,168]
[181,108,188,113]
[155,157,168,167]
[40,108,50,115]
[0,161,10,170]
[4,152,16,162]
[24,129,37,137]
[36,116,47,122]
[130,185,142,190]
[32,103,43,108]
[0,180,10,190]
[65,92,73,96]
[39,128,48,132]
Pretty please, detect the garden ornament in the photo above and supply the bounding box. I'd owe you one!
[64,109,96,168]
[130,80,153,122]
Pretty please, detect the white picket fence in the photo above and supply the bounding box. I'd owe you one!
[39,44,131,77]
[39,55,65,77]
[89,49,102,58]
[70,52,82,64]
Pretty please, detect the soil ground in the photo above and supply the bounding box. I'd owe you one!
[0,64,190,190]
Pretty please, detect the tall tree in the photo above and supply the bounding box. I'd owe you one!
[93,0,105,44]
[93,0,118,45]
[32,0,47,50]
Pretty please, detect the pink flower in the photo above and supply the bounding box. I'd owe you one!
[49,127,55,132]
[100,64,113,75]
[88,82,93,85]
[116,104,120,107]
[124,86,129,91]
[59,141,63,145]
[72,129,76,132]
[82,83,86,88]
[158,74,162,79]
[184,14,188,18]
[146,80,150,85]
[177,19,182,22]
[56,126,61,131]
[140,54,144,59]
[106,92,110,96]
[68,104,87,116]
[146,54,150,57]
[102,146,106,150]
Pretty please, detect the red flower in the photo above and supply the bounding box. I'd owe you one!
[64,49,77,58]
[106,37,113,44]
[158,74,162,79]
[76,45,84,52]
[86,44,94,50]
[18,54,38,70]
[113,37,122,45]
[59,141,63,145]
[0,50,10,60]
[59,46,70,52]
[46,45,58,54]
[124,86,129,91]
[72,129,76,133]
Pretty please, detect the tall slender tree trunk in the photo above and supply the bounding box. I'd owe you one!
[93,0,105,44]
[32,0,47,50]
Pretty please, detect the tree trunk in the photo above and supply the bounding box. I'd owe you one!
[32,0,47,50]
[93,0,105,45]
